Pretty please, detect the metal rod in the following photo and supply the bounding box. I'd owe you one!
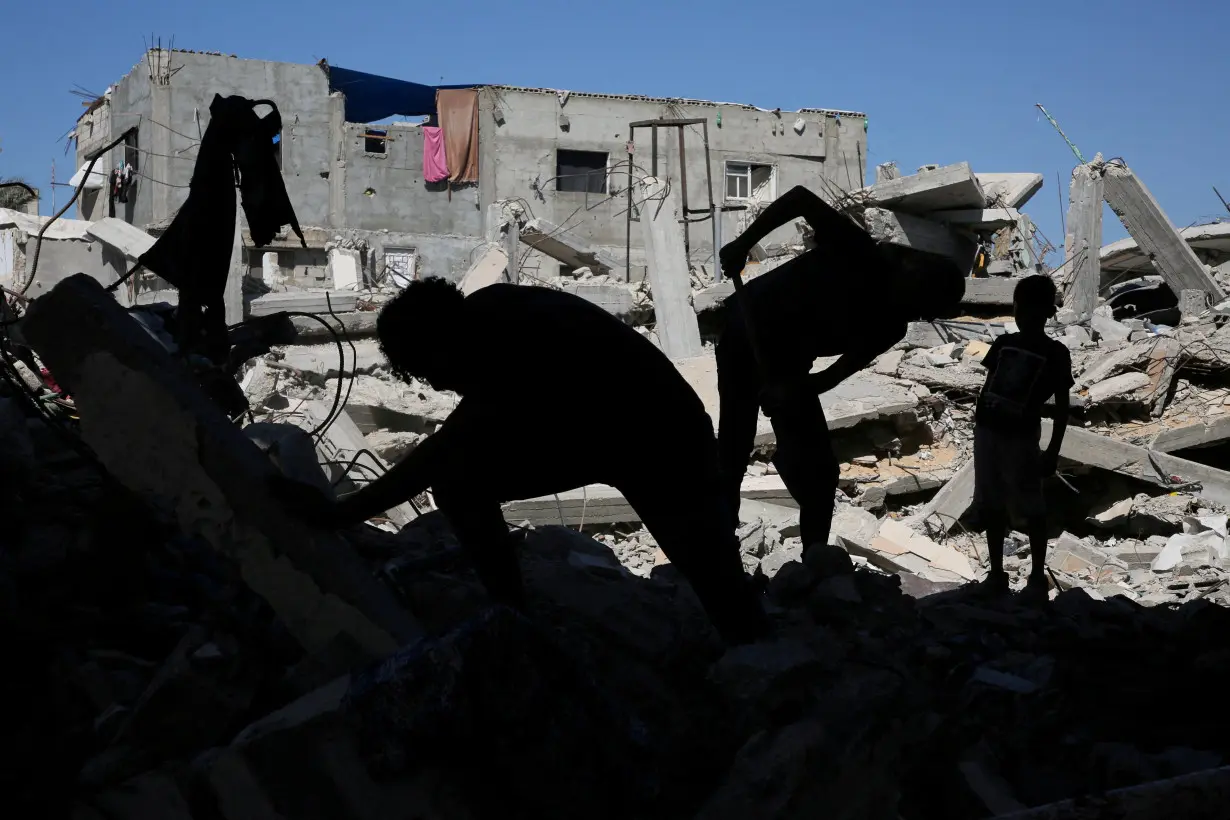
[626,137,634,283]
[1035,103,1086,164]
[703,119,718,282]
[1215,186,1230,216]
[650,126,658,178]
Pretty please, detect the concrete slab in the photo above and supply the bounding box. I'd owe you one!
[23,274,420,659]
[289,310,379,341]
[976,173,1044,209]
[248,290,358,317]
[693,280,735,313]
[273,340,385,384]
[1151,416,1230,453]
[458,244,510,296]
[327,246,361,291]
[932,208,1021,231]
[520,218,619,277]
[862,162,986,213]
[85,217,156,260]
[1102,220,1230,273]
[557,282,636,317]
[1086,371,1151,404]
[1102,161,1224,300]
[864,208,978,265]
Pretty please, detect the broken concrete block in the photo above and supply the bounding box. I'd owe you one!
[1151,415,1230,453]
[1089,497,1135,529]
[1086,371,1151,404]
[862,161,986,213]
[520,217,618,277]
[864,208,978,266]
[692,280,735,313]
[244,422,335,498]
[963,340,991,362]
[1092,305,1132,342]
[23,274,420,660]
[636,177,703,360]
[1047,533,1115,576]
[871,349,904,375]
[458,244,510,296]
[829,505,879,553]
[248,290,358,318]
[962,276,1019,307]
[274,340,385,384]
[326,246,362,291]
[976,172,1044,208]
[1152,531,1225,572]
[557,281,636,317]
[865,518,975,581]
[760,541,804,579]
[1102,161,1225,301]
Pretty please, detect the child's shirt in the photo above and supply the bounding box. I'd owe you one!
[975,331,1074,437]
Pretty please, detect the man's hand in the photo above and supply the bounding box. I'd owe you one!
[1041,450,1059,478]
[759,381,810,417]
[719,239,751,279]
[267,475,343,529]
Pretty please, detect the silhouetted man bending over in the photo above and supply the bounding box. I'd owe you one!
[279,278,769,645]
[717,186,967,552]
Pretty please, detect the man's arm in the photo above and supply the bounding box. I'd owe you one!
[332,399,471,526]
[722,186,876,273]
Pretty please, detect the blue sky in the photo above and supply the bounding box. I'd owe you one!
[2,0,1227,262]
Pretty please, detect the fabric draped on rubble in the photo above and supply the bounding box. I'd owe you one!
[436,88,479,185]
[134,94,305,364]
[422,126,449,184]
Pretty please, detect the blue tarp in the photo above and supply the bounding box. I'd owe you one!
[324,64,478,124]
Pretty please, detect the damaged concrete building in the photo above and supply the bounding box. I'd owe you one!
[71,48,868,305]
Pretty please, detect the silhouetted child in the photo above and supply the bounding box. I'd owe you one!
[973,275,1073,600]
[273,277,769,645]
[717,186,967,554]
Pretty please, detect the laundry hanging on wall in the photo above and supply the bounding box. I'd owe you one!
[435,88,479,185]
[422,126,449,183]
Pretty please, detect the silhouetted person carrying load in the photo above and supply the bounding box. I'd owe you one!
[717,186,967,553]
[973,275,1072,602]
[274,278,769,645]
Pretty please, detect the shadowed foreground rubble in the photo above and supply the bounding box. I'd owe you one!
[4,393,1230,818]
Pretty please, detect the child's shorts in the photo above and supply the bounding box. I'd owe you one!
[973,425,1045,520]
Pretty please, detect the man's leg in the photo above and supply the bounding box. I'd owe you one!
[769,394,839,550]
[973,426,1009,593]
[715,334,762,531]
[618,459,769,645]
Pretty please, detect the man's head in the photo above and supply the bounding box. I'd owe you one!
[1012,275,1058,330]
[878,245,967,321]
[377,276,466,391]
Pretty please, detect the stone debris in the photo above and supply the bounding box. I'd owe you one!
[13,146,1230,820]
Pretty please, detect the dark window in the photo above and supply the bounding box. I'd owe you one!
[123,129,140,172]
[364,129,387,154]
[556,149,607,193]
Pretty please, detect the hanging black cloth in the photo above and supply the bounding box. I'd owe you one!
[136,94,305,365]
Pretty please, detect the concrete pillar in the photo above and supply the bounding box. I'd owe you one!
[150,62,173,225]
[636,176,702,359]
[1061,161,1104,318]
[225,210,244,326]
[1102,159,1225,301]
[504,219,520,285]
[1179,288,1207,319]
[261,251,281,289]
[327,93,347,230]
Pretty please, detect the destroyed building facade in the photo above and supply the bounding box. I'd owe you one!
[72,48,867,291]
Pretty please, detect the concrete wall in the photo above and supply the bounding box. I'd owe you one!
[75,98,114,222]
[477,87,867,277]
[0,231,124,299]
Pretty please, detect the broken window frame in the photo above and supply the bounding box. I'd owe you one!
[363,129,389,155]
[724,161,775,202]
[555,149,609,194]
[381,247,417,288]
[123,129,140,172]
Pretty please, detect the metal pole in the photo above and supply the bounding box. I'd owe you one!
[677,126,690,262]
[714,204,723,283]
[626,133,634,283]
[650,126,658,177]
